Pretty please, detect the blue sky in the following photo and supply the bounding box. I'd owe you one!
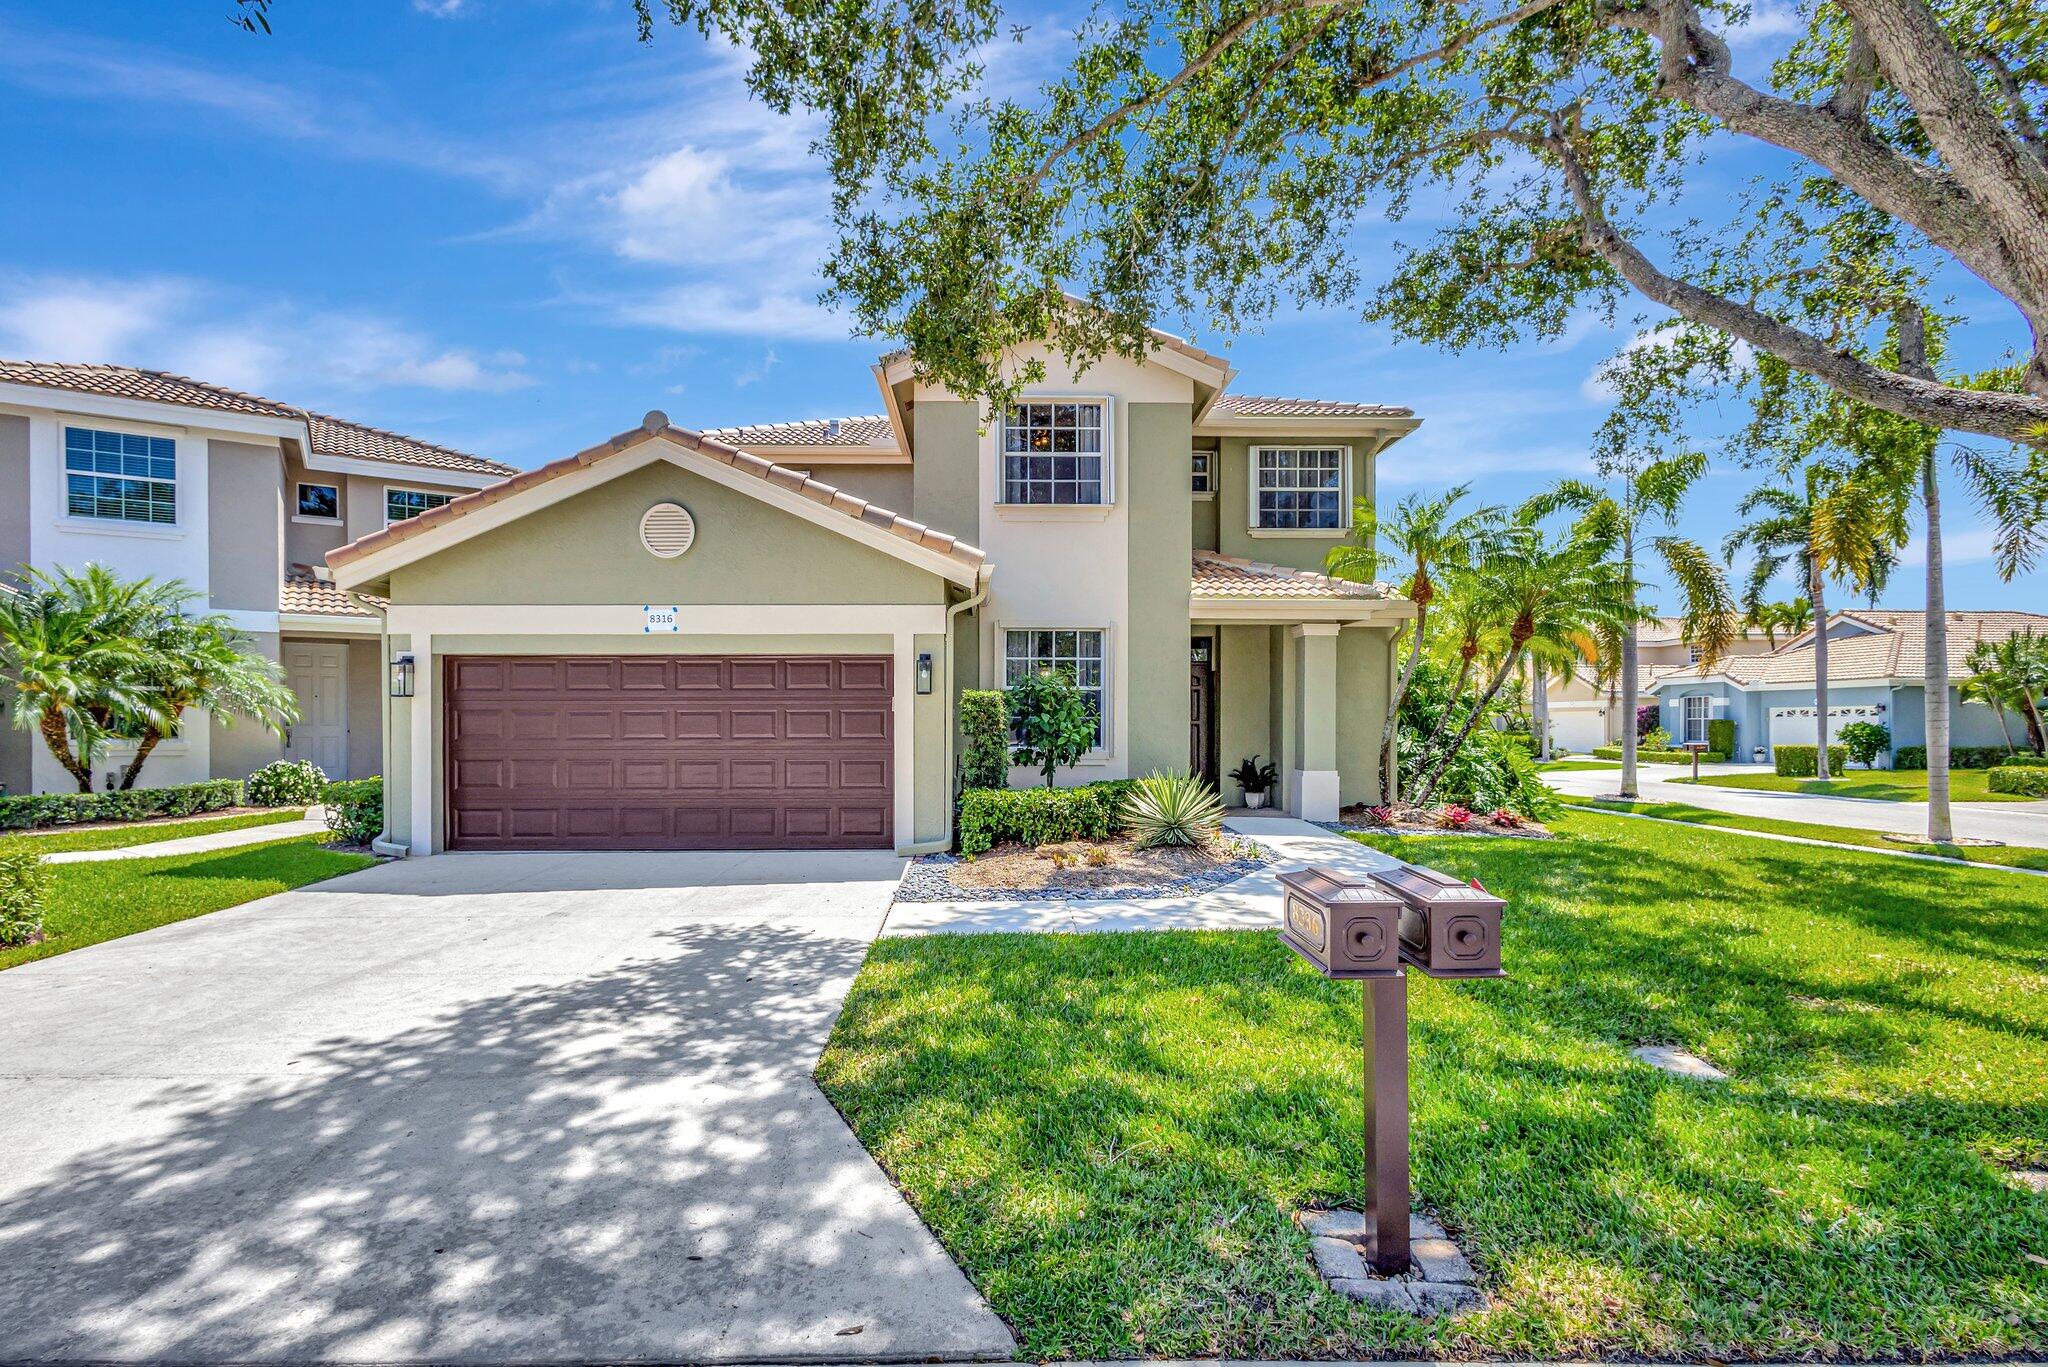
[1,0,2038,612]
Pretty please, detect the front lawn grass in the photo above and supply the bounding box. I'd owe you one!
[1686,768,2032,803]
[817,810,2047,1361]
[10,807,307,854]
[0,836,375,971]
[1536,759,1619,772]
[1557,792,2048,869]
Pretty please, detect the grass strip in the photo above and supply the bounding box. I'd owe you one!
[7,808,307,854]
[1555,793,2048,870]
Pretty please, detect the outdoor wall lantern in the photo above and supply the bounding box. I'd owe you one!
[389,653,416,699]
[916,651,934,695]
[1280,862,1506,1275]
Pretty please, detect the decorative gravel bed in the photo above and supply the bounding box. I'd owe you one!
[898,837,1271,902]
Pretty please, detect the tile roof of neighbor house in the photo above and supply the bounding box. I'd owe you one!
[1191,550,1394,600]
[0,360,515,477]
[701,414,900,448]
[1665,610,2048,687]
[1208,393,1414,418]
[280,565,380,617]
[328,412,987,578]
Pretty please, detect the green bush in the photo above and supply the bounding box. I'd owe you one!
[1006,668,1096,788]
[1774,744,1850,777]
[1893,745,2011,770]
[1592,745,1727,763]
[322,777,384,846]
[1498,730,1537,758]
[0,779,245,833]
[247,759,325,807]
[1706,718,1736,757]
[1999,753,2048,768]
[1425,730,1557,817]
[958,690,1010,791]
[0,842,48,947]
[957,783,1121,856]
[1642,725,1672,751]
[1119,771,1225,848]
[1987,765,2048,796]
[1837,722,1891,768]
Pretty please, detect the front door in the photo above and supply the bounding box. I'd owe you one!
[1190,638,1216,789]
[283,641,349,778]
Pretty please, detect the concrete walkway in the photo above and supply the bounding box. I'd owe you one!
[0,849,1012,1364]
[1543,761,2048,849]
[883,815,1397,937]
[40,808,330,863]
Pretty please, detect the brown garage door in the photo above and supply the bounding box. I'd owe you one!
[444,654,893,850]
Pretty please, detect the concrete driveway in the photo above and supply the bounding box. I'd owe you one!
[1544,761,2048,848]
[0,850,1013,1364]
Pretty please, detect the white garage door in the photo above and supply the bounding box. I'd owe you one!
[1549,710,1608,753]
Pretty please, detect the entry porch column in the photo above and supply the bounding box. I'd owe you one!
[1289,623,1342,821]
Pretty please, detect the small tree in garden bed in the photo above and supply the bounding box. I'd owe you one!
[1838,722,1892,770]
[1006,667,1094,789]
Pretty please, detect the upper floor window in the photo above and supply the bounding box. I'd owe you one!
[297,483,341,521]
[1002,400,1107,505]
[1191,449,1214,495]
[64,426,176,526]
[1004,628,1106,749]
[1252,445,1347,531]
[386,487,452,524]
[1687,645,1703,665]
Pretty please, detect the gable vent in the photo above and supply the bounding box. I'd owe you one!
[640,502,696,558]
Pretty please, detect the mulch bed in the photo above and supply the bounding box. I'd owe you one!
[899,834,1269,902]
[1319,803,1555,839]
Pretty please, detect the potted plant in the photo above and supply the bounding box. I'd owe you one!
[1228,755,1280,809]
[1752,745,1768,764]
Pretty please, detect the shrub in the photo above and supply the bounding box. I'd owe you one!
[957,783,1120,856]
[1488,808,1525,830]
[0,843,49,947]
[2000,753,2048,768]
[1636,704,1660,738]
[1498,730,1538,758]
[1707,718,1736,757]
[1988,766,2048,796]
[1423,729,1556,818]
[1433,803,1473,829]
[248,759,325,807]
[1006,668,1096,788]
[1642,725,1672,751]
[0,779,245,833]
[1593,745,1727,764]
[1119,771,1225,848]
[958,690,1010,791]
[1892,745,2011,770]
[322,777,384,846]
[1364,805,1395,827]
[1837,722,1891,768]
[1774,744,1850,777]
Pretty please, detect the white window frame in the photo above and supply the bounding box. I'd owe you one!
[294,481,342,524]
[1249,444,1350,536]
[61,423,179,529]
[1682,694,1711,745]
[995,395,1114,509]
[1002,626,1111,756]
[385,485,454,526]
[1191,448,1215,499]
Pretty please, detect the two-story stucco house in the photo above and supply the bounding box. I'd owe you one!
[326,332,1419,855]
[0,361,516,796]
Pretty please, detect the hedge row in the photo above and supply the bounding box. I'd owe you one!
[1996,753,2048,768]
[1894,745,2015,770]
[1706,718,1736,757]
[1988,766,2048,796]
[0,779,246,833]
[1591,745,1727,764]
[957,780,1137,856]
[1774,744,1850,777]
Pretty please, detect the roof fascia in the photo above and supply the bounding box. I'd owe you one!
[1191,596,1417,624]
[1195,414,1423,440]
[0,384,303,441]
[300,450,510,488]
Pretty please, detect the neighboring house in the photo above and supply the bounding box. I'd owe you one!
[1539,617,1780,752]
[0,361,516,795]
[1646,609,2048,764]
[327,335,1419,855]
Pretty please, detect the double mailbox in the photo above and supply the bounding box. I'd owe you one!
[1280,862,1505,980]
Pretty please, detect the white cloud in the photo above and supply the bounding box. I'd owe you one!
[614,282,845,342]
[414,0,468,14]
[733,348,780,387]
[1728,0,1804,44]
[0,273,531,397]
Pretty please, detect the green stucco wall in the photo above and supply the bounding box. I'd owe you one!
[1126,402,1194,776]
[1213,436,1376,572]
[387,461,945,606]
[1216,624,1272,803]
[1338,625,1397,806]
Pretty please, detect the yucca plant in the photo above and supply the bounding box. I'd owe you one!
[1118,770,1225,849]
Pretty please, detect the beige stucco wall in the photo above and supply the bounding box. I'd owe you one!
[207,439,283,613]
[209,631,284,781]
[388,461,946,606]
[346,636,384,779]
[1126,402,1194,776]
[1212,436,1373,572]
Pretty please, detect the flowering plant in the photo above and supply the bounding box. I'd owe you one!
[1433,804,1473,829]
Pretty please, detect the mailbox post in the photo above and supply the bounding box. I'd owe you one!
[1279,862,1505,1276]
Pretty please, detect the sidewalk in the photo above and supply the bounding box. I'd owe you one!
[42,809,330,864]
[881,816,1396,937]
[1543,762,2048,849]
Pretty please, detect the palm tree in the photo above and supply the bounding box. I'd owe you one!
[1409,574,1500,772]
[1722,465,1902,783]
[1327,486,1503,801]
[116,609,299,789]
[1779,598,1814,639]
[1959,647,2021,755]
[1554,454,1738,799]
[1411,512,1639,806]
[1964,632,2048,756]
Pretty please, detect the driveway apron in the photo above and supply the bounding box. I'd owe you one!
[0,850,1014,1364]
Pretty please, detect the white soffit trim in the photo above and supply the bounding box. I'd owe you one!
[0,386,302,441]
[334,438,979,590]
